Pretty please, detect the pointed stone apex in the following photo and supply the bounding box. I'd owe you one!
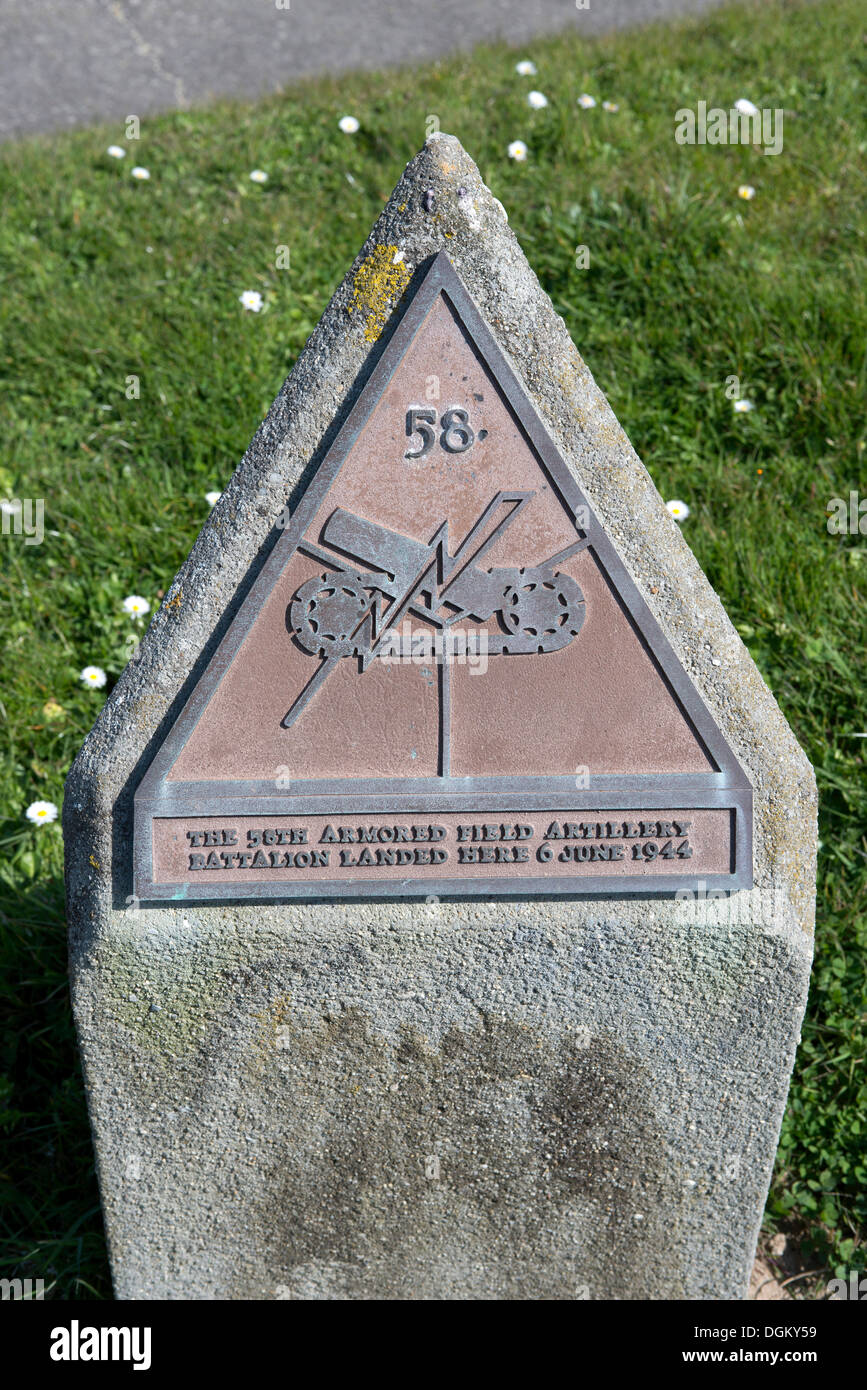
[67,132,814,926]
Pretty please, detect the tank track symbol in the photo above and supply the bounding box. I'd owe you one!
[283,490,588,728]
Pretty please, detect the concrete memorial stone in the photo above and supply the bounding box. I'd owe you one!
[65,135,816,1300]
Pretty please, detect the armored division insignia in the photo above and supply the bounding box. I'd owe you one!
[284,491,587,727]
[134,252,751,900]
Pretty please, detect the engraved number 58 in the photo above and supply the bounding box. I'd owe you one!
[405,407,475,458]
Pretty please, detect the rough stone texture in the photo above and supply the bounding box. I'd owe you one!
[65,136,816,1301]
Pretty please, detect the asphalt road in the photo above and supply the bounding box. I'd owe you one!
[1,0,745,141]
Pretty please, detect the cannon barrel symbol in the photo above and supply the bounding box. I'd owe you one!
[283,491,588,728]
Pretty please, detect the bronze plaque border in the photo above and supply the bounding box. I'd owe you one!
[133,253,753,902]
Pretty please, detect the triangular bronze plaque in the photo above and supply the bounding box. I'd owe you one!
[134,253,751,900]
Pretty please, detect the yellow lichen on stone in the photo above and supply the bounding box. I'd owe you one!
[347,245,411,343]
[249,993,293,1075]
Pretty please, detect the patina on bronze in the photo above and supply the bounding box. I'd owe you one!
[133,253,752,901]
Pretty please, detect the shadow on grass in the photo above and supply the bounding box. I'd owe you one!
[0,865,110,1299]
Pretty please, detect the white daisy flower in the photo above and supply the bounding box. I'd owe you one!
[733,398,755,413]
[26,800,58,826]
[734,99,760,116]
[80,665,107,688]
[239,290,263,312]
[515,61,537,76]
[131,166,150,180]
[107,145,126,159]
[602,101,620,113]
[338,116,360,134]
[737,184,756,200]
[666,499,690,522]
[508,140,528,161]
[249,169,268,183]
[123,594,151,617]
[205,491,222,507]
[578,94,597,109]
[527,91,548,109]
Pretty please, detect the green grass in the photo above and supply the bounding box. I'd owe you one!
[1,0,865,1297]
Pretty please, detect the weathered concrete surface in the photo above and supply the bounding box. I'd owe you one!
[65,135,815,1300]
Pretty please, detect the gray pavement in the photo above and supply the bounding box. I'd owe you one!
[1,0,744,141]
